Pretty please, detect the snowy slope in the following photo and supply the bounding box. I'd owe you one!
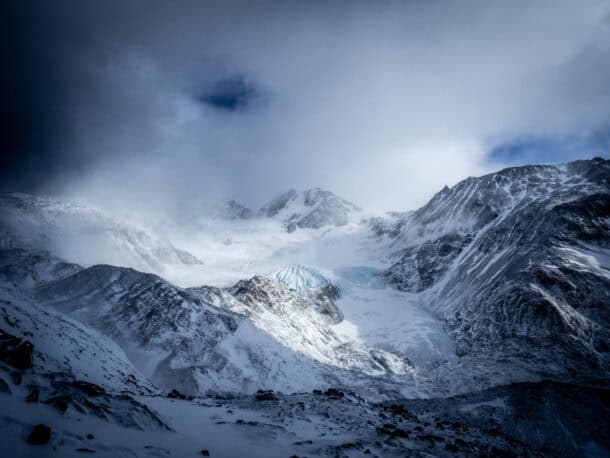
[0,286,154,393]
[0,193,202,273]
[33,264,338,395]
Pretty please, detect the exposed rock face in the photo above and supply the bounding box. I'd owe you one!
[384,233,473,292]
[254,389,277,401]
[376,157,610,383]
[0,159,608,455]
[393,380,610,457]
[260,188,360,232]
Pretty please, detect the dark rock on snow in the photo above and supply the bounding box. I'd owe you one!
[26,424,51,445]
[0,328,33,369]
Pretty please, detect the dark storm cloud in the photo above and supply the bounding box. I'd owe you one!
[2,0,610,215]
[1,2,67,190]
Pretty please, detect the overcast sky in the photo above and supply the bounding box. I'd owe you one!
[3,0,610,216]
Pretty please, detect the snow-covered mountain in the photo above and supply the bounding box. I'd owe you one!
[259,188,361,232]
[32,263,340,395]
[375,157,610,384]
[1,158,609,456]
[208,188,361,232]
[0,193,202,273]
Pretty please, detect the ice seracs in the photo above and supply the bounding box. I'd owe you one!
[274,264,336,292]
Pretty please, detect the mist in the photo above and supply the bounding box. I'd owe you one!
[4,0,610,218]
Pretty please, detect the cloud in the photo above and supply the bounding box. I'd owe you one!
[3,0,610,215]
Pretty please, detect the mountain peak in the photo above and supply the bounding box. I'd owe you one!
[260,188,360,232]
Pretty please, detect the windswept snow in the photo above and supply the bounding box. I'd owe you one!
[0,193,202,274]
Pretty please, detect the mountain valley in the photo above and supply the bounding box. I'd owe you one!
[1,158,609,456]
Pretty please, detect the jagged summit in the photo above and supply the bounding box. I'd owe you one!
[260,187,360,232]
